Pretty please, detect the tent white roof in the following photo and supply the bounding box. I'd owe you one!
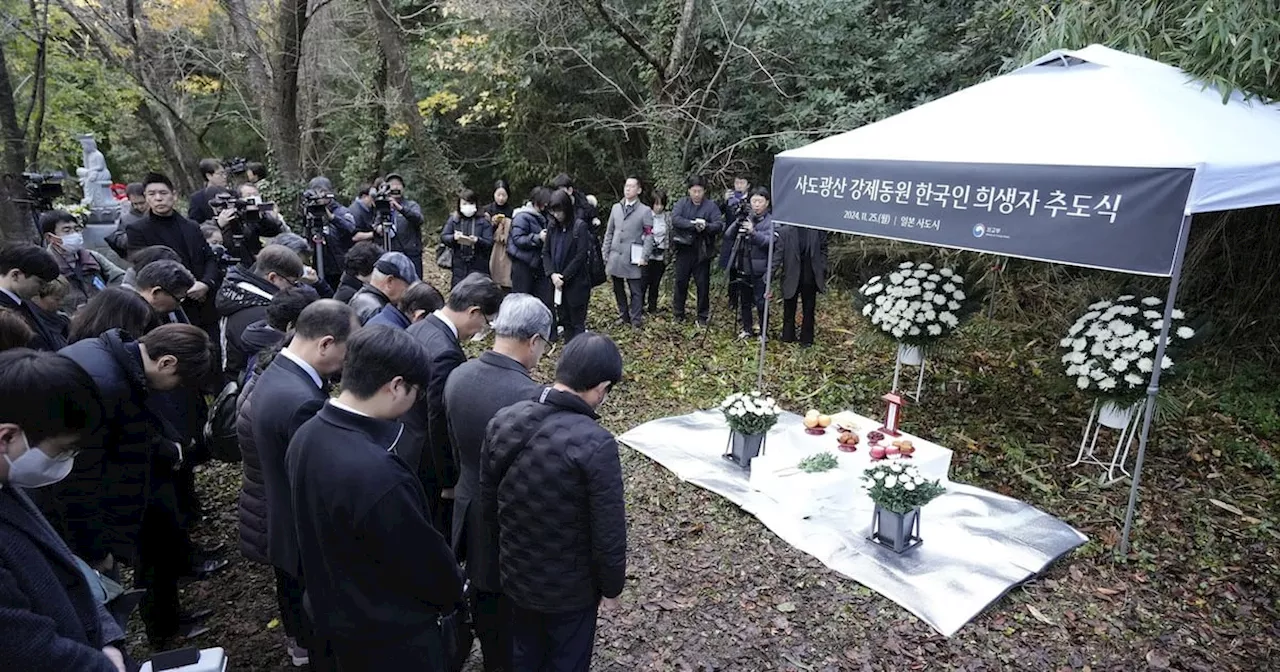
[777,45,1280,214]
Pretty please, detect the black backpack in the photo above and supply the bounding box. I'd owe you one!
[204,379,241,463]
[586,231,607,287]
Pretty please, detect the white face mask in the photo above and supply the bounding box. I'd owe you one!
[460,203,477,218]
[5,444,75,489]
[60,232,84,252]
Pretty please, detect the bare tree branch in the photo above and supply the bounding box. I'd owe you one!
[586,0,666,82]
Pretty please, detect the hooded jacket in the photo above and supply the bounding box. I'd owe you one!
[507,205,547,271]
[215,265,279,377]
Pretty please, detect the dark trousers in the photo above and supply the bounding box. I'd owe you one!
[738,274,766,335]
[611,276,644,325]
[136,497,189,642]
[672,247,711,322]
[512,263,553,317]
[643,258,665,311]
[474,590,512,672]
[557,302,588,343]
[274,568,315,647]
[782,282,818,345]
[511,603,598,672]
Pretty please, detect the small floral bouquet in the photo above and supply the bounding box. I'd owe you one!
[1059,295,1198,406]
[719,391,781,436]
[855,261,983,347]
[862,462,945,513]
[61,202,91,221]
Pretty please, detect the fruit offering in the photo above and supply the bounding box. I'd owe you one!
[817,414,832,428]
[836,430,859,452]
[894,439,916,457]
[869,445,888,460]
[867,430,885,445]
[803,409,820,428]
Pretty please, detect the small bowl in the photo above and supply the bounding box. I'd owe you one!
[804,427,826,436]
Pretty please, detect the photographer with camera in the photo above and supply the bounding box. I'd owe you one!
[725,187,775,340]
[719,174,751,314]
[299,178,355,288]
[362,173,425,279]
[204,184,286,267]
[188,159,228,224]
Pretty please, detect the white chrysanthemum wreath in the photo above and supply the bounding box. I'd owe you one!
[1059,295,1197,404]
[855,261,981,347]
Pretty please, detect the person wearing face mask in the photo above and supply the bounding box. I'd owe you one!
[481,333,626,672]
[0,348,131,672]
[402,273,504,538]
[39,211,125,314]
[287,326,462,671]
[215,244,306,381]
[251,299,360,667]
[442,188,495,288]
[444,293,552,672]
[50,323,212,648]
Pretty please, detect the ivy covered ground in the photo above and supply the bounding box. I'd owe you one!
[143,267,1278,670]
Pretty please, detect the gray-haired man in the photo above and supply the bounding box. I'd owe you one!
[443,293,551,672]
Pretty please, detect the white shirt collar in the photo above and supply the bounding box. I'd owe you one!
[0,286,22,306]
[432,309,459,340]
[280,348,324,389]
[329,398,371,417]
[624,198,638,207]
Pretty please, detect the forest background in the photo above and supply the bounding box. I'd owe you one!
[0,0,1277,356]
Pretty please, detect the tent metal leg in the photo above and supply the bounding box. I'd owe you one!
[756,224,778,390]
[1120,215,1192,555]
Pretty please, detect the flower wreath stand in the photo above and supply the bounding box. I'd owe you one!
[1070,398,1146,485]
[890,343,927,401]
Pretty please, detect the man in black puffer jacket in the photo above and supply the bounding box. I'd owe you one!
[480,333,627,672]
[215,245,304,381]
[51,324,213,647]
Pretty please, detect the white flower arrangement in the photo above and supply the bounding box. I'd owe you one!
[861,462,945,513]
[1059,295,1198,404]
[719,391,781,436]
[855,261,981,347]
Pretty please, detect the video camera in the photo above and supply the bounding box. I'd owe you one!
[225,157,248,176]
[21,171,66,210]
[300,188,333,219]
[371,183,400,217]
[210,191,275,225]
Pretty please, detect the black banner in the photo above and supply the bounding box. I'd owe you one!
[772,158,1195,276]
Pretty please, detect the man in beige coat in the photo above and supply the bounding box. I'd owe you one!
[602,177,654,327]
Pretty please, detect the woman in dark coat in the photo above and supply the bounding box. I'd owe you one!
[442,189,495,287]
[724,187,775,339]
[542,190,593,343]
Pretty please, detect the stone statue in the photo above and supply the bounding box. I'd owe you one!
[76,134,119,215]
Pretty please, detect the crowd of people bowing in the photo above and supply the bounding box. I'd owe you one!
[0,158,832,672]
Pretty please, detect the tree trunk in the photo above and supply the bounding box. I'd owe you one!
[369,53,389,179]
[366,0,460,200]
[24,0,50,168]
[0,43,27,176]
[272,0,306,181]
[136,102,197,195]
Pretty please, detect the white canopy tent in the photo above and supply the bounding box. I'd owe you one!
[769,44,1280,552]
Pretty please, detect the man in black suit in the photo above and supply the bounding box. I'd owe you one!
[288,326,462,671]
[403,272,503,536]
[250,299,358,665]
[0,349,128,672]
[444,293,551,672]
[0,242,64,350]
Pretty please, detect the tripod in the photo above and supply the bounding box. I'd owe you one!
[304,210,329,279]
